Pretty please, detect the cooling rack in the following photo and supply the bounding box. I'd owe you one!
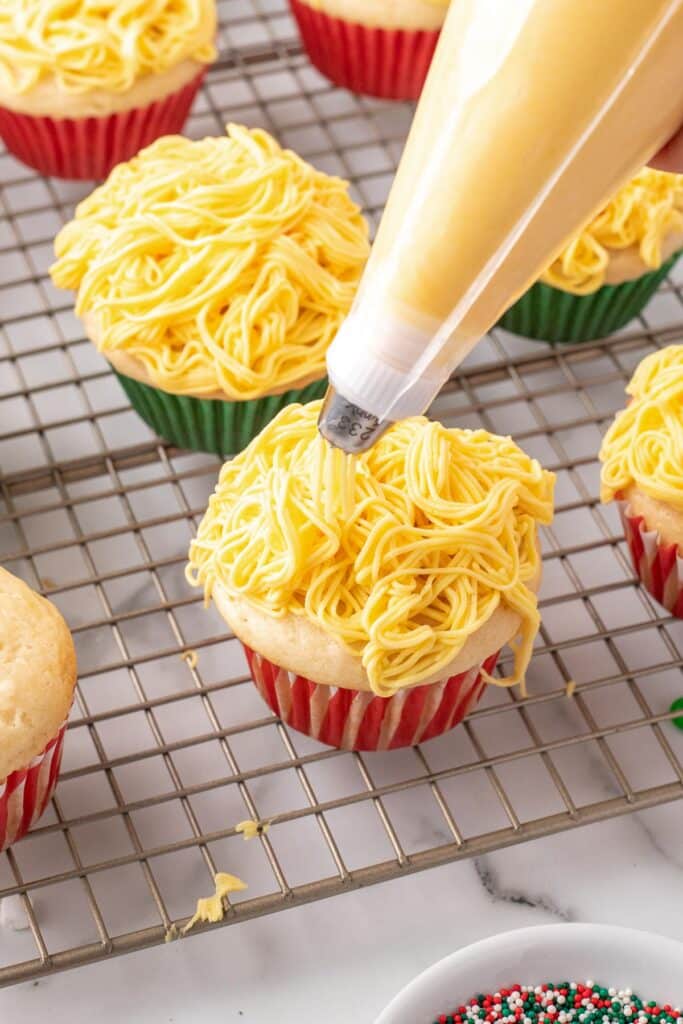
[1,0,683,990]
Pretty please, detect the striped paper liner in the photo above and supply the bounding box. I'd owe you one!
[0,723,68,852]
[620,500,683,618]
[115,371,327,457]
[243,645,499,751]
[0,70,204,180]
[289,0,440,101]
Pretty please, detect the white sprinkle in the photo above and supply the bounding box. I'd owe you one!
[0,895,29,931]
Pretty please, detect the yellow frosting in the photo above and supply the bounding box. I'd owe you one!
[600,345,683,510]
[182,872,247,934]
[542,169,683,296]
[186,401,555,697]
[235,819,270,840]
[0,1,217,96]
[50,124,369,401]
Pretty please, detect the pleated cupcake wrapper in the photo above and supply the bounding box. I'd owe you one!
[115,371,328,456]
[498,254,679,345]
[0,722,68,852]
[619,500,683,619]
[289,0,439,100]
[0,71,205,180]
[244,645,499,751]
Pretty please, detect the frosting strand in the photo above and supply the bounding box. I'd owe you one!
[542,169,683,295]
[186,402,555,697]
[50,124,369,399]
[600,344,683,510]
[0,0,217,95]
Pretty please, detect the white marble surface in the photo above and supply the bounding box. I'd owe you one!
[3,801,683,1021]
[2,26,683,1018]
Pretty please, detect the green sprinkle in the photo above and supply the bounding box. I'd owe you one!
[669,697,683,730]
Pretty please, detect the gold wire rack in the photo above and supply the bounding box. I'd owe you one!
[1,0,683,989]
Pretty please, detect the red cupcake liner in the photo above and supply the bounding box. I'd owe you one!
[244,645,498,750]
[0,70,205,180]
[289,0,440,100]
[620,500,683,617]
[0,722,67,852]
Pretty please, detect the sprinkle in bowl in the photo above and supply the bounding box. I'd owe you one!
[374,925,683,1024]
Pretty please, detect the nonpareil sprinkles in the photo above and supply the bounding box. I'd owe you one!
[432,982,683,1024]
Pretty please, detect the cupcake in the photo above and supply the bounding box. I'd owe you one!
[289,0,446,100]
[50,124,369,456]
[0,568,77,851]
[499,169,683,344]
[186,402,555,751]
[0,0,216,179]
[600,345,683,618]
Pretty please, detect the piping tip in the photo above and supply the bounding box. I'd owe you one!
[317,386,392,453]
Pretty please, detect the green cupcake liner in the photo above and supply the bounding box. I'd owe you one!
[498,253,679,344]
[115,372,328,456]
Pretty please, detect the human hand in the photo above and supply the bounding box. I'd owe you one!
[650,126,683,173]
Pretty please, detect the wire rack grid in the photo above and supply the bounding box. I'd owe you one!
[1,0,683,989]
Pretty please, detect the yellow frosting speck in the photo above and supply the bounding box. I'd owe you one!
[182,872,247,934]
[235,819,270,840]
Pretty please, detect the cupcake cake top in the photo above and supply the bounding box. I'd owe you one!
[186,401,555,697]
[0,0,217,95]
[600,345,683,511]
[50,124,369,401]
[542,169,683,295]
[0,568,76,781]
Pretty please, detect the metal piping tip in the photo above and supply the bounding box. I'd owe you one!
[317,386,392,453]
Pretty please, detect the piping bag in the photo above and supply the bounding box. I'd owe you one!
[318,0,683,452]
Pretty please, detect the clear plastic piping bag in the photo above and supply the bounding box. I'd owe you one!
[320,0,683,449]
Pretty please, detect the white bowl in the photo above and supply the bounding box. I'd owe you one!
[375,924,683,1024]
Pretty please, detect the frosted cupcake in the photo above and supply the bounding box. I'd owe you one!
[50,124,369,456]
[600,345,683,618]
[187,401,555,751]
[289,0,446,100]
[0,568,77,851]
[0,0,217,179]
[499,169,683,344]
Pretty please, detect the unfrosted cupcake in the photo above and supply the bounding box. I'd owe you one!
[289,0,446,100]
[499,169,683,344]
[0,0,216,179]
[186,401,555,751]
[0,568,77,851]
[600,345,683,617]
[50,124,370,456]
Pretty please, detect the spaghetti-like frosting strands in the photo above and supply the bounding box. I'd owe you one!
[0,1,216,96]
[50,125,369,399]
[186,402,555,697]
[600,345,683,510]
[542,169,683,296]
